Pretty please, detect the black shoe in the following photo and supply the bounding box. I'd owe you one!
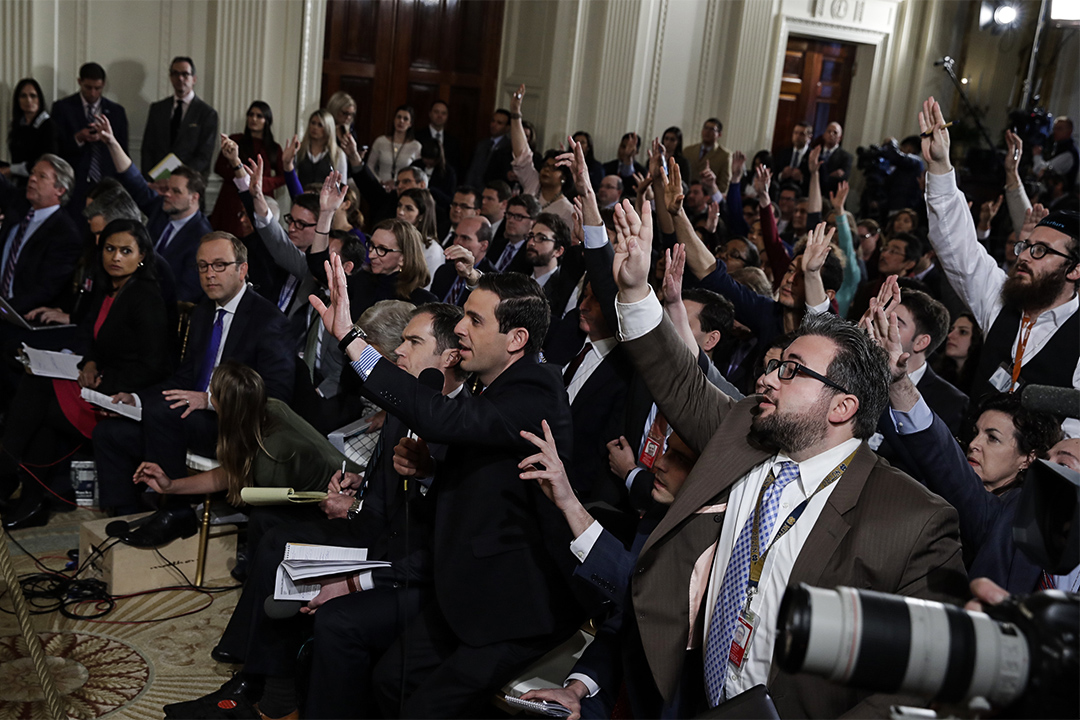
[121,506,198,547]
[2,498,49,531]
[211,645,244,664]
[163,673,260,719]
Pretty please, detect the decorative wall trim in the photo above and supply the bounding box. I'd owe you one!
[212,0,268,137]
[644,0,669,136]
[693,0,722,125]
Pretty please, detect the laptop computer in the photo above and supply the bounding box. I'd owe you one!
[0,296,75,330]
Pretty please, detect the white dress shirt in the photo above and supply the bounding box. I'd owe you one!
[925,170,1079,437]
[564,336,617,405]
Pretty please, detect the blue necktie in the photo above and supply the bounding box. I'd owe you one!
[197,309,226,392]
[446,276,466,305]
[704,461,801,705]
[1,209,35,297]
[157,222,176,253]
[495,242,517,272]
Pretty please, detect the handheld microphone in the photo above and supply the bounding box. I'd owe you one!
[1020,385,1080,419]
[263,595,304,619]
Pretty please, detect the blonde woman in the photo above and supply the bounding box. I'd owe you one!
[297,109,346,187]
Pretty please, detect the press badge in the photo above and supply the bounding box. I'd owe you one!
[728,606,758,671]
[639,437,662,469]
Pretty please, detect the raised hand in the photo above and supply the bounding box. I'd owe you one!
[731,150,746,181]
[1019,203,1049,244]
[611,199,653,302]
[518,420,575,508]
[633,171,651,198]
[978,195,1003,232]
[700,160,718,195]
[243,155,265,199]
[309,253,354,341]
[704,199,720,234]
[807,145,822,174]
[661,160,684,215]
[829,181,850,213]
[1004,129,1023,181]
[282,134,300,172]
[802,222,835,274]
[320,170,347,214]
[555,136,591,197]
[662,243,687,306]
[220,133,240,167]
[648,137,665,179]
[570,197,584,246]
[753,164,771,199]
[918,96,952,174]
[509,83,525,116]
[133,462,173,494]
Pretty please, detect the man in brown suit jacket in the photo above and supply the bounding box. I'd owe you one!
[606,199,968,718]
[683,117,733,190]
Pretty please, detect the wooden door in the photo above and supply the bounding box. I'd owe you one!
[772,37,856,154]
[322,0,504,157]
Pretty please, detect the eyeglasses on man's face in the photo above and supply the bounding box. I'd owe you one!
[197,260,240,274]
[284,214,317,230]
[765,358,850,395]
[1013,239,1076,263]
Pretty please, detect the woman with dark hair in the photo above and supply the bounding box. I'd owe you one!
[1,218,172,526]
[931,312,983,396]
[509,87,574,225]
[133,362,359,545]
[661,126,691,183]
[210,101,285,237]
[742,149,773,195]
[397,187,443,283]
[572,130,604,190]
[6,78,57,183]
[367,104,422,186]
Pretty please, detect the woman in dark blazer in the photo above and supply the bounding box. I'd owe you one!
[6,78,56,183]
[1,219,173,527]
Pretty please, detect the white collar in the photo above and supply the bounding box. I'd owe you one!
[174,90,196,105]
[772,436,863,497]
[907,360,928,386]
[215,281,248,314]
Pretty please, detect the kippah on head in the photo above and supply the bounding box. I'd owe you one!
[1036,210,1079,241]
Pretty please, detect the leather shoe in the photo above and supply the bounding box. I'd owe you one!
[163,673,260,719]
[121,506,198,547]
[211,645,244,664]
[255,705,298,720]
[2,498,49,531]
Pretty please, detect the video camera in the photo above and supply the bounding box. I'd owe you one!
[774,453,1080,718]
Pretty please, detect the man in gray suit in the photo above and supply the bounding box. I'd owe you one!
[600,200,968,717]
[140,56,218,177]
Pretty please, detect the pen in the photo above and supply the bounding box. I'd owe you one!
[338,460,347,493]
[920,122,953,138]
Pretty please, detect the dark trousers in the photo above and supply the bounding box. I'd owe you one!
[372,602,570,718]
[306,586,426,719]
[1,375,84,504]
[92,393,216,510]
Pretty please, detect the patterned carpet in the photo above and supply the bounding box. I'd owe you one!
[0,507,242,719]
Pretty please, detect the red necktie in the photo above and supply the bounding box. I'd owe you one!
[562,343,591,386]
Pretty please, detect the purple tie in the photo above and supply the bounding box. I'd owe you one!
[1,209,36,297]
[495,242,516,272]
[446,276,466,305]
[197,309,226,392]
[156,222,176,253]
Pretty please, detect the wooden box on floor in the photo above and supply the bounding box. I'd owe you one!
[78,512,236,595]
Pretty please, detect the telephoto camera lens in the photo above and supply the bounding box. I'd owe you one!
[774,584,1030,708]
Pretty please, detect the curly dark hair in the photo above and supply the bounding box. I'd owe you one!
[967,392,1063,463]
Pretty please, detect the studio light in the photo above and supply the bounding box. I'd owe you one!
[994,4,1019,24]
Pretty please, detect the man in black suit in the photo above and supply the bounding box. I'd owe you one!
[817,121,853,195]
[171,304,467,720]
[51,62,130,211]
[430,215,493,306]
[140,57,218,177]
[96,113,211,301]
[771,121,813,196]
[0,155,82,315]
[312,261,586,717]
[92,232,293,515]
[486,193,538,274]
[463,109,513,188]
[414,99,462,176]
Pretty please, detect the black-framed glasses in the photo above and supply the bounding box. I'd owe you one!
[525,232,556,244]
[765,358,851,395]
[197,260,240,273]
[506,212,532,222]
[369,244,400,257]
[1013,239,1077,262]
[284,214,317,230]
[169,70,193,78]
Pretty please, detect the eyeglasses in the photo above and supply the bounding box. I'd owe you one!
[506,212,532,222]
[369,244,400,257]
[284,214,317,230]
[1013,240,1077,262]
[450,202,477,211]
[197,260,240,273]
[765,358,851,395]
[169,70,193,79]
[526,232,556,244]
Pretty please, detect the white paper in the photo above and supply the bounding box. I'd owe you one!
[80,387,142,421]
[22,344,82,380]
[272,543,391,600]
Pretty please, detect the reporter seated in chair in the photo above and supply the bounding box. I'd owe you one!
[1,219,171,530]
[132,361,356,552]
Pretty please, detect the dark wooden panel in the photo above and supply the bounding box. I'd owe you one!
[771,35,856,155]
[407,83,440,122]
[408,0,443,70]
[341,0,380,64]
[452,0,486,74]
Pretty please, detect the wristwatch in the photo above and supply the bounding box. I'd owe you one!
[346,496,362,520]
[338,324,368,353]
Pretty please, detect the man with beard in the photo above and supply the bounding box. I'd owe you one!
[525,212,569,305]
[598,197,966,718]
[921,97,1080,435]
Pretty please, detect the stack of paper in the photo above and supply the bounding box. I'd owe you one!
[80,387,142,421]
[22,345,82,380]
[274,543,391,601]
